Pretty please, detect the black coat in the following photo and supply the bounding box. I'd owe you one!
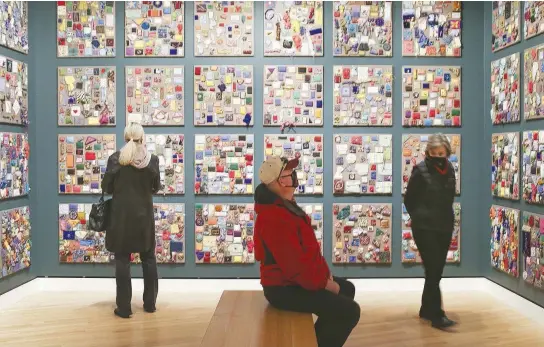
[101,151,161,254]
[404,159,456,232]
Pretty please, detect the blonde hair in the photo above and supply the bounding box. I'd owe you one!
[425,133,452,157]
[119,123,145,166]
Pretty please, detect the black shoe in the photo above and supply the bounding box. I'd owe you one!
[114,308,132,319]
[143,306,156,313]
[431,316,457,329]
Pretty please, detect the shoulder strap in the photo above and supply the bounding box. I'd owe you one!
[259,223,303,266]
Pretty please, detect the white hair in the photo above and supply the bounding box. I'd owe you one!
[119,123,145,166]
[425,133,452,157]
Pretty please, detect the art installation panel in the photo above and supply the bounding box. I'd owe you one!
[332,203,392,264]
[491,1,520,52]
[145,134,184,195]
[401,66,461,127]
[332,1,392,57]
[57,1,116,58]
[263,65,323,127]
[490,205,519,277]
[194,1,254,56]
[524,44,544,120]
[401,1,462,57]
[401,203,461,263]
[524,1,544,40]
[264,134,323,195]
[0,206,31,277]
[522,130,544,204]
[490,53,520,124]
[126,66,184,126]
[58,134,116,194]
[0,1,28,54]
[332,65,393,127]
[125,1,184,57]
[299,204,324,255]
[491,132,520,200]
[194,65,253,126]
[58,66,116,126]
[333,134,392,195]
[521,212,544,289]
[194,134,254,195]
[0,56,28,126]
[264,1,324,56]
[0,132,29,200]
[401,134,461,195]
[194,203,255,264]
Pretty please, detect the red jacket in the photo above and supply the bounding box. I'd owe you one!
[254,184,330,291]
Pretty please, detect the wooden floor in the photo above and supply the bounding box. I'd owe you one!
[0,288,543,347]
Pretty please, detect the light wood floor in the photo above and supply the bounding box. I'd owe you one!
[0,289,543,347]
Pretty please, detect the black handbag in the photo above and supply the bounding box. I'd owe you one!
[89,192,112,232]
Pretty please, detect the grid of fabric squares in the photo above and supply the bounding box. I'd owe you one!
[125,1,184,57]
[126,66,184,126]
[491,132,520,200]
[299,204,324,255]
[263,65,323,127]
[522,131,544,204]
[490,205,519,277]
[521,211,544,289]
[524,1,544,39]
[490,53,520,124]
[57,1,116,57]
[492,1,520,52]
[145,134,184,195]
[195,203,255,264]
[0,55,28,126]
[0,1,28,54]
[0,206,31,277]
[402,66,461,127]
[332,203,392,264]
[264,134,324,195]
[0,132,29,200]
[194,65,253,126]
[333,65,393,126]
[194,134,254,195]
[58,134,116,194]
[524,44,544,120]
[264,1,323,56]
[333,134,392,195]
[194,1,254,56]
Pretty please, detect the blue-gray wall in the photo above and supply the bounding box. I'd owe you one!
[482,2,544,307]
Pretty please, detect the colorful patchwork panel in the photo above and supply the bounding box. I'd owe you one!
[299,204,324,255]
[524,1,544,40]
[0,55,28,125]
[145,134,184,195]
[0,1,28,54]
[521,211,544,289]
[523,44,544,120]
[0,132,29,199]
[490,205,519,277]
[0,206,30,277]
[490,53,520,124]
[522,131,544,204]
[492,1,520,52]
[491,132,520,200]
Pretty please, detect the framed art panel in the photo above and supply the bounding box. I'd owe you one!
[401,66,461,127]
[263,65,324,127]
[195,203,255,264]
[491,132,520,200]
[401,203,461,263]
[0,206,31,278]
[57,1,116,58]
[490,53,520,124]
[490,205,519,277]
[0,55,28,126]
[524,2,544,40]
[492,1,520,52]
[194,1,254,56]
[521,211,544,289]
[333,65,393,126]
[332,203,392,264]
[524,44,544,121]
[522,131,544,204]
[194,65,253,126]
[264,1,323,57]
[58,66,116,126]
[126,66,184,126]
[194,134,254,195]
[299,204,324,255]
[333,134,392,195]
[264,134,324,195]
[332,1,392,57]
[145,134,184,195]
[0,132,29,200]
[401,1,462,57]
[58,134,116,194]
[401,134,461,195]
[125,1,184,57]
[0,1,28,54]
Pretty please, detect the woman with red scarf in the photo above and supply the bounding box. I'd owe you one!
[404,133,457,330]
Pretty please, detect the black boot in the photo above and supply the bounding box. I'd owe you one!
[431,316,457,329]
[114,308,132,319]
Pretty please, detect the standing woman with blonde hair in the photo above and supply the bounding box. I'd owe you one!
[102,123,161,318]
[404,133,457,330]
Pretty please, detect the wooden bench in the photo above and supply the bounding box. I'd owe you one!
[200,290,318,347]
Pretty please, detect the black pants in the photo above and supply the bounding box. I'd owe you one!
[114,249,158,313]
[411,228,453,320]
[263,277,360,347]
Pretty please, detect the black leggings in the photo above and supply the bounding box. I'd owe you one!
[263,277,360,347]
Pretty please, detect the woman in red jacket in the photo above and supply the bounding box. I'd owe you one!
[254,156,360,347]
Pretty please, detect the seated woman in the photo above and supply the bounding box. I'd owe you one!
[254,156,360,347]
